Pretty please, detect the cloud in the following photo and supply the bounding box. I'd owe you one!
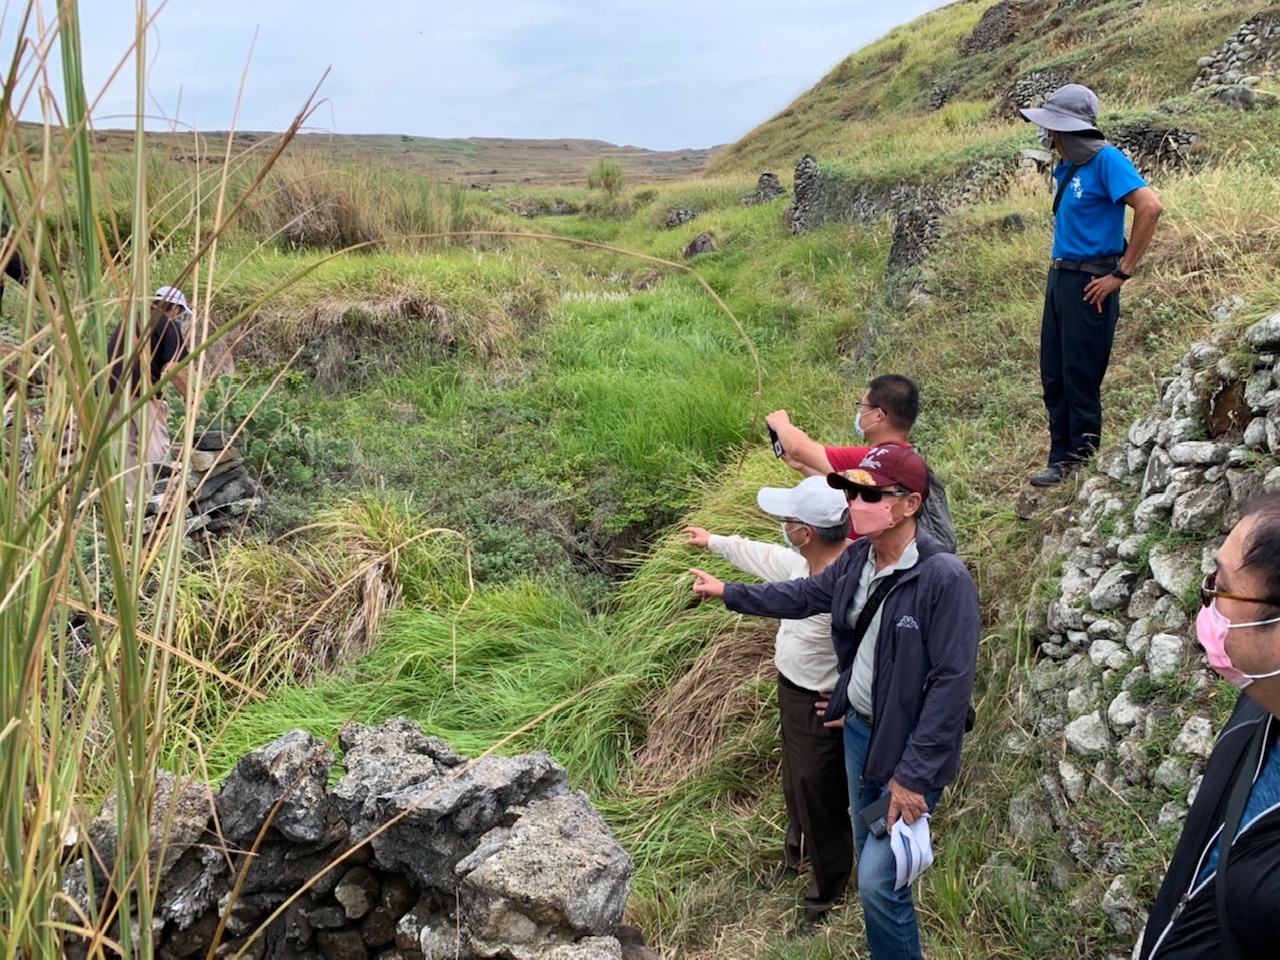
[9,0,950,148]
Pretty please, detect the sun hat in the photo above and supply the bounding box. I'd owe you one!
[1018,83,1101,134]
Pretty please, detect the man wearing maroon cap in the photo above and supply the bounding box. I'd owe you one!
[690,444,979,959]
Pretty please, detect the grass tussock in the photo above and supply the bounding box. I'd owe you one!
[632,624,776,792]
[256,151,494,251]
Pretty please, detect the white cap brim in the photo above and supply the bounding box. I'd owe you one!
[755,486,795,519]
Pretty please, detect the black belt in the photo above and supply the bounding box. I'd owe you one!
[777,672,822,696]
[853,709,874,728]
[1050,255,1119,274]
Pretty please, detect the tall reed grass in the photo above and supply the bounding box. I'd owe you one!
[0,7,323,955]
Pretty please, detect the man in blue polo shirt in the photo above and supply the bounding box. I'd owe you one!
[1019,84,1163,486]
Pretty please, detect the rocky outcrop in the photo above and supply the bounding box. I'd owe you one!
[1193,10,1280,90]
[927,72,959,111]
[663,208,696,229]
[1022,297,1280,940]
[64,718,634,959]
[145,430,266,537]
[961,0,1019,56]
[741,172,787,206]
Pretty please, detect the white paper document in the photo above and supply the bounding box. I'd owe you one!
[890,813,934,890]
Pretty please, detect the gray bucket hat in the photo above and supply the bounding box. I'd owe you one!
[1018,84,1100,133]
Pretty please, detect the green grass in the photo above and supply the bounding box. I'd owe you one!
[16,0,1280,956]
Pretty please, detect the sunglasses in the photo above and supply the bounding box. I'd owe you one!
[1200,572,1280,608]
[845,485,908,504]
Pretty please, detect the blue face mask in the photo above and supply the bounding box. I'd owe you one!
[853,411,866,439]
[780,521,801,552]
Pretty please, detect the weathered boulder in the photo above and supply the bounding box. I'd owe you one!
[1065,712,1109,757]
[458,792,633,958]
[682,232,715,259]
[217,730,334,844]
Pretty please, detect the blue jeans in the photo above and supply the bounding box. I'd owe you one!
[844,712,941,960]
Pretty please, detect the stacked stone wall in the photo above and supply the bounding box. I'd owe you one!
[64,718,639,960]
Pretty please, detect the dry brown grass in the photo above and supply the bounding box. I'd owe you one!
[235,291,463,384]
[631,623,776,792]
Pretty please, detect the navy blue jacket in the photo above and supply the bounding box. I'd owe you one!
[722,530,979,793]
[1139,695,1280,959]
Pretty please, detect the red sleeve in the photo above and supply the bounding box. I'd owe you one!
[825,444,871,472]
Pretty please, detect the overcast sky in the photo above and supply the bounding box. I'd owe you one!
[10,0,950,150]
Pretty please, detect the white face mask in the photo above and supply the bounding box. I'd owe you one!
[853,410,866,439]
[1036,126,1055,151]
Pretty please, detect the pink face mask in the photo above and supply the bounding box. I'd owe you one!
[1195,601,1280,689]
[848,497,896,536]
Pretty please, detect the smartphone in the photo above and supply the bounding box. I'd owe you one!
[860,793,891,839]
[767,425,784,458]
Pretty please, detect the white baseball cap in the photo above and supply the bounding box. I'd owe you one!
[756,475,849,527]
[154,285,190,315]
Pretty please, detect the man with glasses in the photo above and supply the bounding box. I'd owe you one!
[1138,491,1280,959]
[765,374,918,479]
[683,475,853,926]
[689,445,979,960]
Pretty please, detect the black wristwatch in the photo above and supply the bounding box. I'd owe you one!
[1112,267,1133,281]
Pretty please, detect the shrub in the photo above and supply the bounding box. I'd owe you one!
[199,370,353,489]
[587,156,625,197]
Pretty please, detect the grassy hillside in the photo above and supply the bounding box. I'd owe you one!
[710,0,1266,180]
[10,0,1280,957]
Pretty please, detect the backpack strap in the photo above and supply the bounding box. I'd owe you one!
[846,542,945,647]
[1052,163,1080,217]
[1216,717,1268,959]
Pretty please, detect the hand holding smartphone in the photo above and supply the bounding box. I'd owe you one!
[767,425,784,458]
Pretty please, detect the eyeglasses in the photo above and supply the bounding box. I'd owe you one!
[856,401,879,411]
[1200,572,1280,609]
[845,486,908,504]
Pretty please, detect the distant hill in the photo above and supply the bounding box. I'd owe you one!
[77,127,716,187]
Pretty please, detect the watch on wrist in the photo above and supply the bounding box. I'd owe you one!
[1112,267,1133,281]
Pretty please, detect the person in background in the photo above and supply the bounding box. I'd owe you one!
[1018,84,1163,486]
[766,375,956,552]
[1138,491,1280,959]
[683,475,853,926]
[689,445,979,960]
[0,168,30,313]
[765,374,918,478]
[106,285,190,503]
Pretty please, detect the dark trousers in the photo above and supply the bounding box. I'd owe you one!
[1040,267,1119,466]
[0,238,28,311]
[778,675,853,920]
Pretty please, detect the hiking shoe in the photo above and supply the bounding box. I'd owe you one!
[1029,461,1081,487]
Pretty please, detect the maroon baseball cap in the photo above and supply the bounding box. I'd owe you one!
[827,444,929,498]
